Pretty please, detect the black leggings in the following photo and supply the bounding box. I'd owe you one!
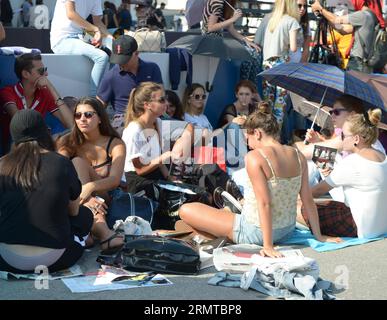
[0,206,93,274]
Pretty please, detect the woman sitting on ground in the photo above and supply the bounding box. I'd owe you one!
[122,82,192,195]
[179,104,340,258]
[300,109,387,238]
[218,80,260,128]
[0,110,93,273]
[57,97,125,254]
[218,80,261,168]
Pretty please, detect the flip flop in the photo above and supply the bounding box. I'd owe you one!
[100,232,125,255]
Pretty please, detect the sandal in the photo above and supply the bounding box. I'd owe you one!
[100,232,125,255]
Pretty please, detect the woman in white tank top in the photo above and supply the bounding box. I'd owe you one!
[179,103,341,258]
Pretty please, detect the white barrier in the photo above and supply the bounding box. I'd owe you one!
[42,52,172,98]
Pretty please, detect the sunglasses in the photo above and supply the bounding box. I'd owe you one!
[329,108,347,116]
[298,4,307,8]
[37,67,48,76]
[74,111,98,120]
[191,94,207,100]
[150,96,167,104]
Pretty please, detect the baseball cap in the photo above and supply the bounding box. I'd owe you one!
[110,35,138,65]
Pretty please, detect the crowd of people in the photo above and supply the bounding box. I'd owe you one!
[0,0,386,274]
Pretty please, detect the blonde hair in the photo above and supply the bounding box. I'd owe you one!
[268,0,300,33]
[347,108,382,146]
[124,82,163,127]
[182,83,205,115]
[244,101,279,138]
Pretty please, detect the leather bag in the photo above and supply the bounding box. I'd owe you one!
[122,235,201,275]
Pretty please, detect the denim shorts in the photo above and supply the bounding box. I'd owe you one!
[233,214,295,245]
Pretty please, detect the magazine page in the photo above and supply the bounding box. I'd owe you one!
[312,145,338,170]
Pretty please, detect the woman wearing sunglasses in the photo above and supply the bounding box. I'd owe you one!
[57,97,126,254]
[179,103,340,258]
[296,95,385,193]
[122,82,191,196]
[300,108,387,239]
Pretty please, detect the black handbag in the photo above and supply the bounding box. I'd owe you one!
[121,236,201,275]
[152,180,210,229]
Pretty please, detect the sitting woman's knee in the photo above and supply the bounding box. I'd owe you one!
[178,203,192,220]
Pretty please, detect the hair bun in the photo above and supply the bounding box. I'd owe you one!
[257,101,272,114]
[367,108,382,126]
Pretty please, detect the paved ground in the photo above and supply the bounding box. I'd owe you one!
[1,237,387,300]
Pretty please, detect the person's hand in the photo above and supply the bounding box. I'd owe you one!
[80,182,96,204]
[316,235,343,243]
[160,150,172,165]
[34,76,50,89]
[319,166,332,177]
[91,30,102,47]
[311,0,323,13]
[245,40,261,52]
[84,196,108,216]
[260,247,284,258]
[305,129,323,144]
[231,9,243,22]
[232,116,246,126]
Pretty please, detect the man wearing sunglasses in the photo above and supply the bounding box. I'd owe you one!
[96,35,162,133]
[0,53,73,153]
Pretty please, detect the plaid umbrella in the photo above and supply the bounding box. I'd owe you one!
[347,70,387,110]
[259,63,385,110]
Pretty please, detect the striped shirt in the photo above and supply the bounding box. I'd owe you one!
[202,0,224,36]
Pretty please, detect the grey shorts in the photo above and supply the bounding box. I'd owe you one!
[233,214,295,245]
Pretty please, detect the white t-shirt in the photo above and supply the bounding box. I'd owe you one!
[184,113,213,131]
[50,0,103,49]
[122,118,188,172]
[325,153,387,238]
[263,15,300,61]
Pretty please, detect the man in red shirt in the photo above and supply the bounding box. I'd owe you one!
[0,53,73,153]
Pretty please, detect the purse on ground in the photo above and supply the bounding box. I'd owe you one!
[121,235,201,275]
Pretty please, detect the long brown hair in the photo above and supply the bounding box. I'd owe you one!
[0,135,55,192]
[124,82,164,126]
[58,97,120,157]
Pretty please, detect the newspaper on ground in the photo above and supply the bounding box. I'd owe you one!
[0,264,83,281]
[61,265,173,293]
[213,244,305,273]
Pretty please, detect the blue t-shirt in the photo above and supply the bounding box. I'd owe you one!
[97,59,163,114]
